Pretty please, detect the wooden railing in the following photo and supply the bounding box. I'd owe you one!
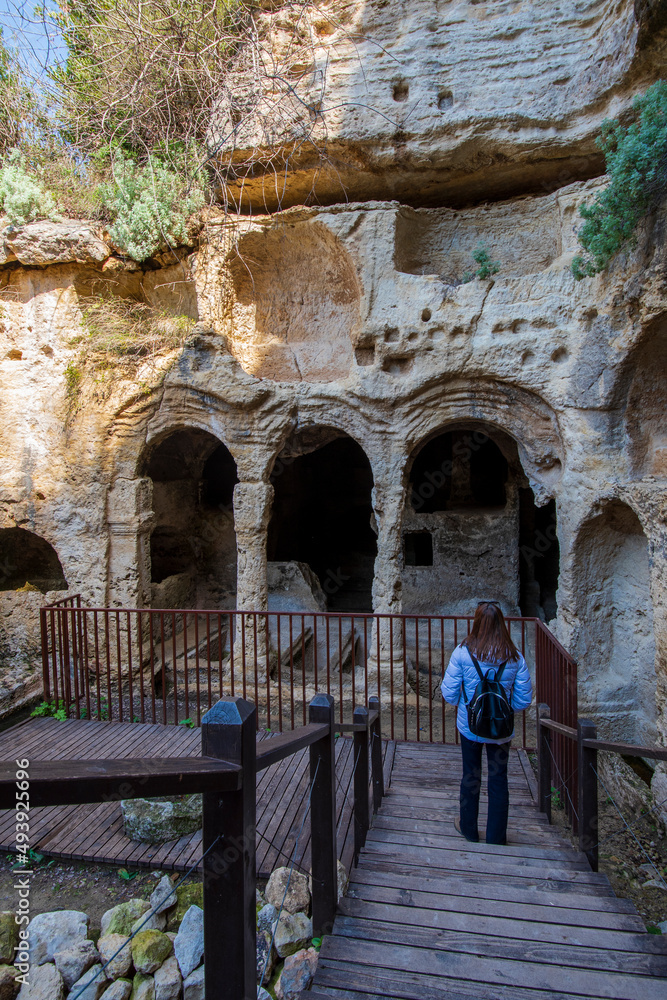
[0,694,385,1000]
[40,601,577,755]
[537,703,667,871]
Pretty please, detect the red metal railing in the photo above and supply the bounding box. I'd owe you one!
[40,599,577,755]
[535,619,579,828]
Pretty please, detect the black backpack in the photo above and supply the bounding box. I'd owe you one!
[463,654,514,740]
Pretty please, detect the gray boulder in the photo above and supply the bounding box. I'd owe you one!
[121,796,202,844]
[265,868,310,915]
[4,222,110,266]
[256,930,275,985]
[27,911,89,966]
[276,947,319,1000]
[69,963,107,1000]
[54,939,99,990]
[130,912,166,935]
[257,989,271,1000]
[173,906,203,980]
[97,935,132,981]
[100,982,132,1000]
[274,912,312,959]
[17,962,64,1000]
[100,901,150,939]
[256,904,278,935]
[130,972,155,1000]
[150,878,177,916]
[153,956,181,1000]
[183,965,204,1000]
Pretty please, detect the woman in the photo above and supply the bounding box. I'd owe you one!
[441,601,533,845]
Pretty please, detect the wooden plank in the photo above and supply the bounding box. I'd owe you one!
[370,813,572,849]
[365,826,585,864]
[337,898,666,955]
[517,747,539,802]
[318,936,667,1000]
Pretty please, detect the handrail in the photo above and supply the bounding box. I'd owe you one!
[582,737,667,761]
[540,718,577,739]
[255,722,329,771]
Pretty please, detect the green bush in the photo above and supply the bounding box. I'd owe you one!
[0,152,59,226]
[100,152,206,260]
[462,243,501,282]
[572,80,667,279]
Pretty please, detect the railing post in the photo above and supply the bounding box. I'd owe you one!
[309,693,337,938]
[353,705,370,865]
[537,704,552,822]
[577,718,598,872]
[40,608,51,703]
[369,695,384,813]
[201,696,256,1000]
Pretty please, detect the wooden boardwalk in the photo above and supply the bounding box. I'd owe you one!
[312,741,667,1000]
[0,717,395,878]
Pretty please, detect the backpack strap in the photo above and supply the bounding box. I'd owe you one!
[494,660,508,682]
[469,653,485,682]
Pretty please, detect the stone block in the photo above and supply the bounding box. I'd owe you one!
[69,963,107,1000]
[173,906,203,980]
[182,965,204,1000]
[97,935,132,981]
[16,962,64,1000]
[53,938,99,989]
[265,868,310,915]
[0,914,18,964]
[274,912,312,959]
[101,901,150,939]
[131,932,172,976]
[153,956,181,1000]
[121,796,202,844]
[275,947,319,1000]
[27,911,89,966]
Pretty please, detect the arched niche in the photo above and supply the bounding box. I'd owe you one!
[574,500,656,744]
[624,319,667,477]
[0,528,68,594]
[142,428,238,609]
[267,427,377,612]
[228,221,361,382]
[403,424,559,620]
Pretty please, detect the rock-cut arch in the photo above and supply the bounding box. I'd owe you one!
[0,528,68,593]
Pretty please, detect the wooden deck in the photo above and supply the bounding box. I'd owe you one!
[311,741,667,1000]
[0,717,395,878]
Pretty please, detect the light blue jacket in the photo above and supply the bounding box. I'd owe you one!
[441,643,533,744]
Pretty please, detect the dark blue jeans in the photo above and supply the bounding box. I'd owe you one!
[459,734,510,845]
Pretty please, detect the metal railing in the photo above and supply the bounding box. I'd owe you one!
[40,601,576,754]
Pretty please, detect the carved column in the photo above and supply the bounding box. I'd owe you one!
[369,473,406,686]
[233,481,274,612]
[106,478,154,608]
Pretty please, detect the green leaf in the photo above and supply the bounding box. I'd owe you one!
[118,868,138,881]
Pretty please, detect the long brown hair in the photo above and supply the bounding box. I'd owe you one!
[462,602,519,663]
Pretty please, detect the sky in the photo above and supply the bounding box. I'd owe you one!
[0,0,66,77]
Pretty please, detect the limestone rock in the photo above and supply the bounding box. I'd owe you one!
[53,938,99,989]
[100,981,132,1000]
[0,914,18,964]
[265,867,310,915]
[130,912,166,935]
[130,972,154,1000]
[149,877,177,916]
[256,929,275,985]
[130,932,172,976]
[166,885,202,932]
[4,222,109,266]
[182,965,204,1000]
[173,906,203,980]
[27,910,89,966]
[0,966,18,1000]
[336,860,349,901]
[69,963,107,1000]
[97,935,133,981]
[101,901,150,939]
[16,962,64,1000]
[153,956,181,1000]
[274,912,312,959]
[121,795,202,844]
[256,904,278,935]
[275,947,319,1000]
[255,889,266,910]
[257,989,271,1000]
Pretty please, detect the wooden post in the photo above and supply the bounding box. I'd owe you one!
[369,696,384,813]
[353,705,370,865]
[309,693,337,938]
[578,718,598,872]
[537,704,552,822]
[201,696,256,1000]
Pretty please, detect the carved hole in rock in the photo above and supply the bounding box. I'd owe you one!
[40,345,53,357]
[437,88,453,110]
[0,528,68,593]
[143,429,238,609]
[403,426,558,620]
[404,531,433,567]
[384,357,412,375]
[392,78,409,102]
[268,430,376,612]
[624,318,667,477]
[574,501,656,745]
[355,346,375,366]
[521,349,534,364]
[421,308,432,322]
[229,222,360,382]
[408,331,419,342]
[551,347,568,362]
[384,328,400,343]
[6,349,22,360]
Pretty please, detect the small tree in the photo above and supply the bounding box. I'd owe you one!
[572,80,667,279]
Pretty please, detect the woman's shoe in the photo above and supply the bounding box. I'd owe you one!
[454,817,479,842]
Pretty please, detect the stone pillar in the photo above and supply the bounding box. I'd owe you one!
[107,478,154,608]
[233,481,274,612]
[369,475,406,687]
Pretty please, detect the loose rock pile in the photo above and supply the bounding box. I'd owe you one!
[0,861,347,999]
